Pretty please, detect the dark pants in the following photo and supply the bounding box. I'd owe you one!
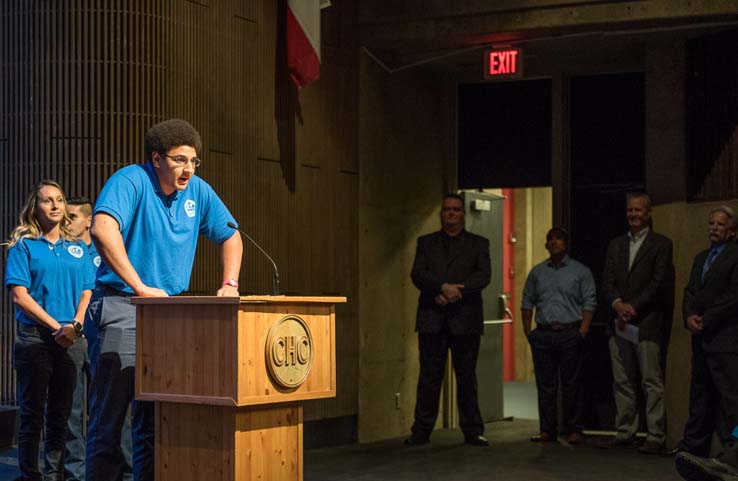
[14,323,83,481]
[680,336,738,455]
[411,328,484,439]
[85,313,134,481]
[64,336,88,481]
[528,326,584,437]
[85,291,155,481]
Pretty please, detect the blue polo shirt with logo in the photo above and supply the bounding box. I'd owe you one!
[93,162,237,295]
[87,241,102,278]
[5,237,95,326]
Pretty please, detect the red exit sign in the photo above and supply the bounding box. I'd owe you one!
[483,48,523,79]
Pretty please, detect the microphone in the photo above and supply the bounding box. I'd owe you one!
[227,221,280,296]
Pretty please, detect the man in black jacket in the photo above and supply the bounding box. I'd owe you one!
[405,194,491,447]
[599,193,674,454]
[674,206,738,463]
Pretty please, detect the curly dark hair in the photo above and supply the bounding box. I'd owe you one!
[144,119,202,161]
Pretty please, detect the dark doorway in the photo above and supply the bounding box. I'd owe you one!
[570,72,645,430]
[458,80,552,189]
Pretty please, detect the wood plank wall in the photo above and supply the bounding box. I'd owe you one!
[0,0,359,425]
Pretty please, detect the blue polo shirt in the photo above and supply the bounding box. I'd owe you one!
[93,162,237,295]
[4,237,95,326]
[87,241,102,278]
[521,255,597,325]
[83,241,102,343]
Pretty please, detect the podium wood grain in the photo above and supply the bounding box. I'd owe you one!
[156,403,302,481]
[133,296,344,481]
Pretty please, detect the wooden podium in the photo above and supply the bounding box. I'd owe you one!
[132,296,346,481]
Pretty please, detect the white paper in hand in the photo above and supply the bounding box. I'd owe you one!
[614,320,639,344]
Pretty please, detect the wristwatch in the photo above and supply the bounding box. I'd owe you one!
[71,319,84,337]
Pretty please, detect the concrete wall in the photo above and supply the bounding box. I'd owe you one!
[352,26,724,445]
[645,39,687,204]
[358,52,454,443]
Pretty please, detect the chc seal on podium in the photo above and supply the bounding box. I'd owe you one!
[266,315,314,388]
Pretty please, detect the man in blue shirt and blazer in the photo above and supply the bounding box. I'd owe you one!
[674,206,738,466]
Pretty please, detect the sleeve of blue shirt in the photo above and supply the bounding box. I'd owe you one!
[93,168,139,230]
[521,267,537,311]
[80,243,96,291]
[4,241,31,289]
[580,266,598,311]
[197,182,237,244]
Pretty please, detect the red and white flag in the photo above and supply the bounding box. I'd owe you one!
[287,0,329,88]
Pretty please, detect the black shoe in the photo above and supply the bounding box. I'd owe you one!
[639,441,666,455]
[675,451,738,481]
[404,435,430,446]
[465,434,489,446]
[567,432,585,445]
[530,432,556,443]
[668,445,689,457]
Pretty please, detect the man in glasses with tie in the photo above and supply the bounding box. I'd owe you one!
[673,206,738,471]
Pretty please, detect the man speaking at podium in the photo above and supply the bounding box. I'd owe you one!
[85,119,243,481]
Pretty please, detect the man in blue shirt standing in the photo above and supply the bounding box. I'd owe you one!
[66,197,104,373]
[65,196,134,481]
[85,119,243,481]
[521,227,597,445]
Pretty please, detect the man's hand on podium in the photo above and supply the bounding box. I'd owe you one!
[217,284,240,297]
[136,285,169,297]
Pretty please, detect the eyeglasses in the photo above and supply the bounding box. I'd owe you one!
[160,153,202,168]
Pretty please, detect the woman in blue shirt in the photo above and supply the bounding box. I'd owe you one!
[4,180,94,480]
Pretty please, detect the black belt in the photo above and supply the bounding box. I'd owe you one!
[95,284,134,297]
[536,321,581,331]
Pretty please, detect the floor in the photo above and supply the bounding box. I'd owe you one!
[305,381,679,481]
[0,382,684,481]
[503,380,539,420]
[305,418,681,481]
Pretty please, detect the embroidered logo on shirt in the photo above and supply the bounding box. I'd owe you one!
[184,199,196,218]
[68,245,84,259]
[93,256,102,267]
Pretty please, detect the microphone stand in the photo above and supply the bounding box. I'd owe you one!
[227,222,280,296]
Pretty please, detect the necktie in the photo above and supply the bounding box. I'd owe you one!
[702,248,720,281]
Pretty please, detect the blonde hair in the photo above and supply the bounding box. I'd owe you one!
[8,179,75,247]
